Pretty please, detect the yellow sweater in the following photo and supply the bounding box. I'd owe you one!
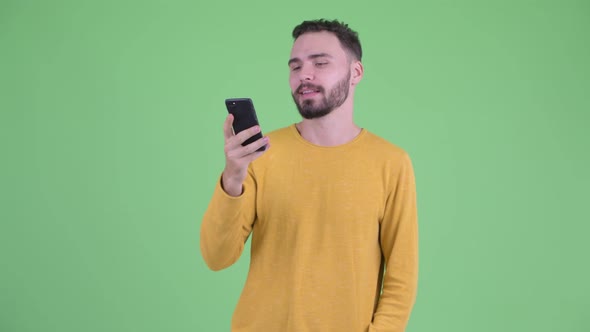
[201,125,418,332]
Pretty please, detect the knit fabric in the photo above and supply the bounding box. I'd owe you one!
[201,124,418,332]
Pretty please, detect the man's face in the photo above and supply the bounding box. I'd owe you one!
[288,31,353,119]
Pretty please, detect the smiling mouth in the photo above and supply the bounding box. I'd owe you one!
[298,86,321,95]
[301,90,319,95]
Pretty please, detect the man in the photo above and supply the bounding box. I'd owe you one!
[201,19,418,332]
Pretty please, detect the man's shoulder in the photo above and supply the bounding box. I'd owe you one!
[264,125,300,147]
[361,130,410,159]
[266,125,294,139]
[252,125,296,165]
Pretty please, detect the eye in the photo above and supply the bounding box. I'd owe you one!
[290,65,301,71]
[315,62,328,67]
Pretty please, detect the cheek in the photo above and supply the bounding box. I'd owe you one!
[289,76,299,92]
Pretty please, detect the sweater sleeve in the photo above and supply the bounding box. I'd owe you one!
[200,167,257,271]
[369,152,419,332]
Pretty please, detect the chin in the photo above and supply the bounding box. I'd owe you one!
[298,106,333,119]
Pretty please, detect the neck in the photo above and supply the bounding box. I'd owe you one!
[295,98,361,146]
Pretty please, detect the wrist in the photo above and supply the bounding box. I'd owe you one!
[221,172,244,197]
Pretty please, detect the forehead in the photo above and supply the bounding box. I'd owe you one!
[290,31,347,60]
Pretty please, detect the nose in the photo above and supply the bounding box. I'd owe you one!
[298,64,314,81]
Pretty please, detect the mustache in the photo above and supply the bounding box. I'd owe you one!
[296,83,324,94]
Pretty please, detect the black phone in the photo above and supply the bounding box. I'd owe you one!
[225,98,266,152]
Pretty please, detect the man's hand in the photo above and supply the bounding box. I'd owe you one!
[221,114,269,196]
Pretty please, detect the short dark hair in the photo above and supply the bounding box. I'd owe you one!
[292,19,362,61]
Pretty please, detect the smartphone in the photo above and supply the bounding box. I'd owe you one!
[225,98,266,152]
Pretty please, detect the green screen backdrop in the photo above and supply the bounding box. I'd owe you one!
[1,0,589,331]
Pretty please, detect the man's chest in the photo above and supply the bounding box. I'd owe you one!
[254,156,389,236]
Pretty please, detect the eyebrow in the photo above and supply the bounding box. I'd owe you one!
[288,53,333,66]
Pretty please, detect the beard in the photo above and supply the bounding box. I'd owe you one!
[291,71,351,119]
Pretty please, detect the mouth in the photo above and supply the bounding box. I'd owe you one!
[297,86,321,98]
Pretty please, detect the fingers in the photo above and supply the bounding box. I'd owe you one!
[223,114,234,140]
[241,139,271,165]
[227,136,269,159]
[243,136,269,155]
[223,114,261,146]
[225,124,262,148]
[221,114,269,189]
[234,125,261,144]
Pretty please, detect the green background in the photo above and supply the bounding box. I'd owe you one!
[1,0,589,331]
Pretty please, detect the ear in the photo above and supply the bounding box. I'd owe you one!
[350,61,364,86]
